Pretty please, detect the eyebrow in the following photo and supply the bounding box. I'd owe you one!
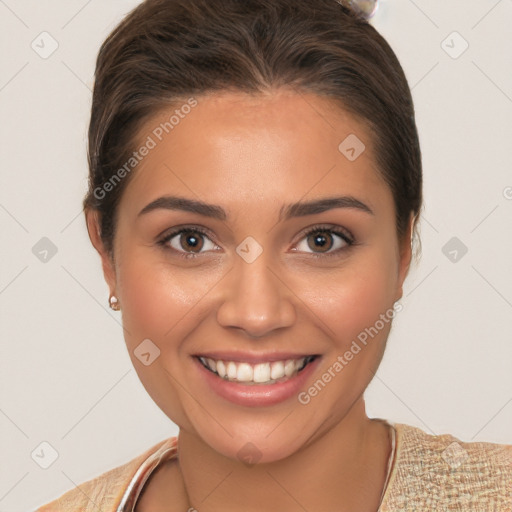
[137,195,374,221]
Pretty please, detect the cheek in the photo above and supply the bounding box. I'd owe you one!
[116,253,210,343]
[305,253,399,346]
[114,253,207,428]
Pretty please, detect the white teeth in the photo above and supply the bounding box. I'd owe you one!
[270,361,285,380]
[253,363,271,383]
[206,358,216,372]
[237,362,253,382]
[284,359,297,377]
[226,361,237,379]
[199,356,314,384]
[216,360,227,378]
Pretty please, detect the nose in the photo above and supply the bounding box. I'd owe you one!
[216,252,296,338]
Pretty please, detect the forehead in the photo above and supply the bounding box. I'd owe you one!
[122,89,390,215]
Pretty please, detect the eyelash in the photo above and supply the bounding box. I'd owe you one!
[157,224,355,260]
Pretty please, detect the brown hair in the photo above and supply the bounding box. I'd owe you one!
[84,0,422,256]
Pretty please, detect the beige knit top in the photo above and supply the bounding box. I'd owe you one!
[37,421,512,511]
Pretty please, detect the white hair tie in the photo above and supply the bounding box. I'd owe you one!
[338,0,379,19]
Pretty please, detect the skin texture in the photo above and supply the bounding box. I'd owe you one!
[87,89,413,511]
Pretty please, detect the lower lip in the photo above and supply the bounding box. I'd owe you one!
[193,356,321,407]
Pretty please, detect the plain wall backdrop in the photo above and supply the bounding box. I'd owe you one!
[0,1,511,510]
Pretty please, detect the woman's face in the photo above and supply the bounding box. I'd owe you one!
[88,90,412,463]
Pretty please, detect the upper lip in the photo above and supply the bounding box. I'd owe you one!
[194,351,319,364]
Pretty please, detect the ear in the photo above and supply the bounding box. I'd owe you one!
[85,208,117,294]
[394,212,415,302]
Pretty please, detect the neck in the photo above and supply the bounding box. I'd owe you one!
[175,399,392,512]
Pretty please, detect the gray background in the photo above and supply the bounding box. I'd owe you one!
[0,1,511,509]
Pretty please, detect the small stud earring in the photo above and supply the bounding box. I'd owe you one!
[109,294,120,311]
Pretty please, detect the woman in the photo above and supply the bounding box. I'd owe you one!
[37,0,512,510]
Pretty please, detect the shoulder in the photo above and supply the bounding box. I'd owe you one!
[381,422,512,511]
[35,437,177,512]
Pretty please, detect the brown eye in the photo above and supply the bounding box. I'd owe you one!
[307,231,334,253]
[294,226,353,256]
[163,228,218,255]
[178,231,204,252]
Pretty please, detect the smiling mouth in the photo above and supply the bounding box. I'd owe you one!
[196,355,319,385]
